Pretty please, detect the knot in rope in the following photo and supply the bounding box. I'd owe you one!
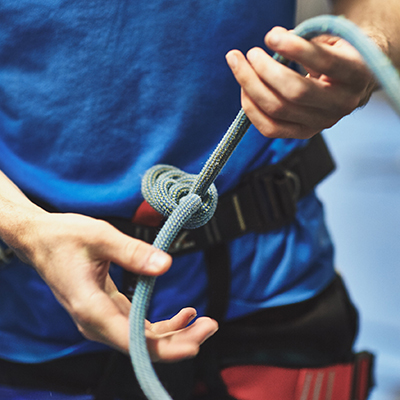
[141,164,218,229]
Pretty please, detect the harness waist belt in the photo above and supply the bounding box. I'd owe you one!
[107,133,335,255]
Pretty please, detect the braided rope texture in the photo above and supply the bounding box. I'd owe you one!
[128,15,400,400]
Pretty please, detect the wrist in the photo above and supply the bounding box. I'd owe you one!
[357,27,391,107]
[0,199,47,265]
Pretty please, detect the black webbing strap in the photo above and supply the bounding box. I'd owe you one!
[167,132,335,254]
[106,133,335,256]
[16,133,334,261]
[203,243,231,323]
[193,242,237,400]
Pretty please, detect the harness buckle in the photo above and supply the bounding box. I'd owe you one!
[251,165,302,229]
[169,230,197,254]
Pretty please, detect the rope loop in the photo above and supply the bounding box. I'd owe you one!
[141,164,218,229]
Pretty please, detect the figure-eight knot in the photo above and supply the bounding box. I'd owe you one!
[142,164,218,230]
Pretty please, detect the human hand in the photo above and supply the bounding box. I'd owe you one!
[145,307,218,362]
[22,211,217,361]
[226,26,377,139]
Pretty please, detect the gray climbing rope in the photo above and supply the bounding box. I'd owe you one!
[128,15,400,400]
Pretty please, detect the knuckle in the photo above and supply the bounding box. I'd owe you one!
[93,219,113,237]
[237,71,253,89]
[283,81,310,104]
[319,57,337,75]
[255,120,277,138]
[268,102,287,120]
[69,299,91,326]
[76,324,97,343]
[336,96,358,116]
[351,67,370,86]
[123,239,142,266]
[289,39,305,55]
[76,323,90,338]
[123,238,152,272]
[69,300,103,342]
[80,218,112,245]
[343,102,358,115]
[300,128,318,140]
[323,119,339,130]
[241,95,254,115]
[185,346,200,359]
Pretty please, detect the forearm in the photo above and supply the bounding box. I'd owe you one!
[0,170,45,261]
[333,0,400,68]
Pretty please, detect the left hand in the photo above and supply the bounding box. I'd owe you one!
[16,209,218,361]
[226,26,377,139]
[145,307,218,362]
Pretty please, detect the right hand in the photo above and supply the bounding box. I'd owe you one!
[225,26,376,139]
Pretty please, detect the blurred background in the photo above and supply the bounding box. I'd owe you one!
[296,1,400,399]
[318,92,400,400]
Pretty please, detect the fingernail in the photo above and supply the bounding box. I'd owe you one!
[188,312,197,324]
[204,325,219,342]
[267,32,281,47]
[146,250,170,273]
[226,52,238,69]
[247,48,259,63]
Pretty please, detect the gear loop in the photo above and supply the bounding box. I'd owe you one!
[142,164,218,229]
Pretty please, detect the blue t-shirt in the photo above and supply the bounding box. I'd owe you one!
[0,0,335,363]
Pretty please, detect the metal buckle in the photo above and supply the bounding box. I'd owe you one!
[281,169,301,203]
[272,168,301,220]
[251,166,302,227]
[169,230,197,254]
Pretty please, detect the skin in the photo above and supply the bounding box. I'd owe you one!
[1,0,399,364]
[0,171,218,361]
[225,0,400,140]
[226,29,376,139]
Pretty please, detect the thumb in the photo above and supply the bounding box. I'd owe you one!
[94,222,172,276]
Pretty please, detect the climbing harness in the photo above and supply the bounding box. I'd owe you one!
[128,15,400,400]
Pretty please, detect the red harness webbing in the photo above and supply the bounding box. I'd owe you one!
[219,352,374,400]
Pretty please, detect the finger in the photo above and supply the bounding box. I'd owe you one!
[150,307,198,335]
[91,221,172,276]
[241,49,342,128]
[147,317,219,362]
[226,49,342,134]
[240,89,317,139]
[265,27,369,88]
[246,46,360,117]
[184,317,219,346]
[70,288,130,353]
[226,50,351,138]
[226,48,264,102]
[245,46,342,109]
[226,48,326,110]
[105,275,132,316]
